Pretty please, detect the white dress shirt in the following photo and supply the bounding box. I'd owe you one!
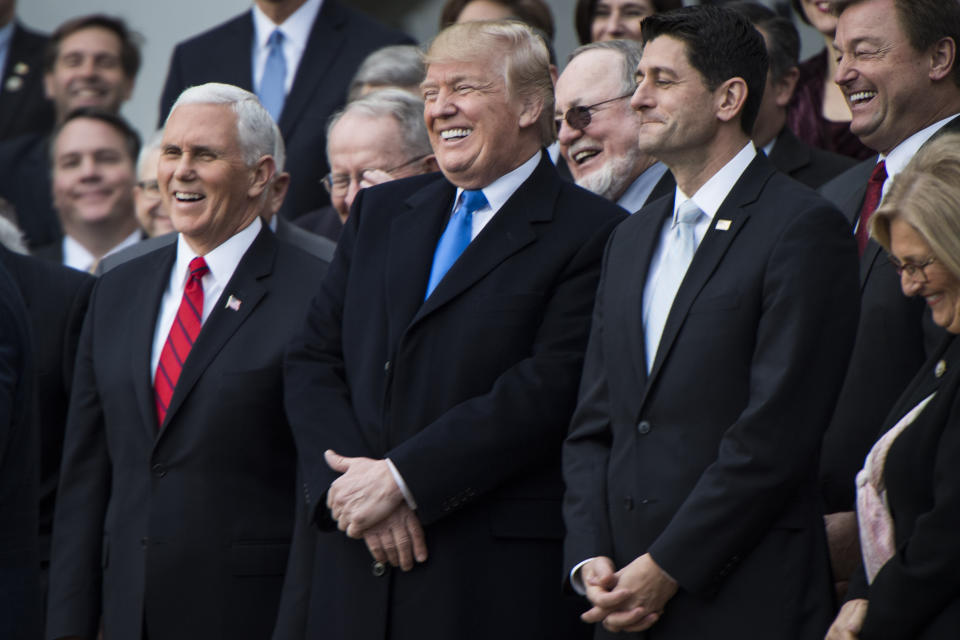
[63,229,141,273]
[617,162,670,214]
[251,0,323,95]
[150,217,262,381]
[882,113,960,197]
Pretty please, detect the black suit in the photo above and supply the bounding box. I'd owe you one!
[158,0,413,219]
[0,133,59,249]
[817,116,960,513]
[0,22,54,141]
[563,154,860,639]
[0,259,40,640]
[46,227,325,639]
[845,335,960,639]
[292,205,342,243]
[767,126,856,189]
[281,156,625,639]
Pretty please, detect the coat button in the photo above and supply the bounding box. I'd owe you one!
[384,360,391,373]
[372,561,387,577]
[637,420,651,435]
[151,463,166,478]
[624,496,634,511]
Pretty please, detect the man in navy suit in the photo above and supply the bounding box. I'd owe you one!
[0,0,54,140]
[46,83,326,640]
[159,0,413,221]
[562,7,859,638]
[281,20,625,640]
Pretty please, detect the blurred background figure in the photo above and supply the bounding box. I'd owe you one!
[0,0,54,141]
[440,0,555,40]
[729,2,854,188]
[574,0,682,43]
[827,132,960,640]
[296,88,436,242]
[787,0,872,159]
[346,44,425,101]
[132,131,172,238]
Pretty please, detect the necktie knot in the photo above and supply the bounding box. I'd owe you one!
[188,256,209,281]
[267,28,284,49]
[676,199,702,226]
[459,189,488,216]
[869,160,887,186]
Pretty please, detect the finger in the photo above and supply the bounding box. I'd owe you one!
[585,571,618,591]
[380,530,400,567]
[360,169,391,185]
[391,525,414,571]
[588,587,634,610]
[602,607,653,633]
[612,609,660,633]
[405,514,428,563]
[324,449,349,472]
[364,532,386,564]
[580,605,610,624]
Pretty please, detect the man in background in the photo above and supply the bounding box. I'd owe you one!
[0,0,54,140]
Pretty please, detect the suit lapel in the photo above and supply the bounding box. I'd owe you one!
[644,157,768,389]
[279,0,346,136]
[130,246,178,440]
[156,228,274,440]
[214,15,256,90]
[767,128,810,176]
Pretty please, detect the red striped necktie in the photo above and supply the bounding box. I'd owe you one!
[155,256,208,427]
[856,160,887,256]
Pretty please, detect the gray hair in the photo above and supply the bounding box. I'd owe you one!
[271,120,286,172]
[326,88,432,160]
[166,82,276,166]
[0,212,27,254]
[136,130,164,177]
[347,45,426,102]
[567,39,643,96]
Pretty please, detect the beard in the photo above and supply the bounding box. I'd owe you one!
[575,145,644,202]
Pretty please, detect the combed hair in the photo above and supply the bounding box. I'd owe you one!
[327,88,432,160]
[167,83,276,167]
[574,0,683,44]
[726,2,799,82]
[642,5,768,135]
[43,14,141,77]
[347,45,426,102]
[439,0,555,40]
[425,20,555,145]
[870,132,960,280]
[136,130,164,176]
[834,0,960,87]
[50,107,141,166]
[568,39,643,96]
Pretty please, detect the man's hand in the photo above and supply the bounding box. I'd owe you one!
[363,503,428,571]
[359,168,394,189]
[325,450,403,537]
[825,511,860,601]
[826,598,868,640]
[582,553,677,633]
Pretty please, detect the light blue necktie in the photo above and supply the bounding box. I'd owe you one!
[643,199,703,372]
[425,189,488,299]
[258,29,287,122]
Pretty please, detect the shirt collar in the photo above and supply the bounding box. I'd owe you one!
[252,0,322,49]
[173,217,262,290]
[455,150,541,215]
[617,162,669,213]
[63,229,142,273]
[883,113,960,182]
[675,142,756,223]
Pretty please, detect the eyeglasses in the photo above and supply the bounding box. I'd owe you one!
[888,255,937,283]
[137,180,161,200]
[555,93,634,132]
[322,154,431,194]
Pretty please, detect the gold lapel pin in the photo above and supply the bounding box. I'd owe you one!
[715,219,732,231]
[12,62,28,75]
[4,76,22,92]
[935,359,947,378]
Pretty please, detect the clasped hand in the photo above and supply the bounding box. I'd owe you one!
[581,554,678,633]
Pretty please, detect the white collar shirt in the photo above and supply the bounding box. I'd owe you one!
[63,229,141,273]
[453,150,541,240]
[251,0,322,95]
[617,162,669,214]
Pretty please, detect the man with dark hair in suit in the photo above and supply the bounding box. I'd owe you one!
[0,0,54,141]
[159,0,413,221]
[728,1,855,188]
[281,20,624,640]
[817,0,960,600]
[46,83,326,640]
[554,39,674,213]
[562,6,859,638]
[0,14,139,250]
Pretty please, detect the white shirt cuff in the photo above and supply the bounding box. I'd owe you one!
[386,458,417,510]
[570,557,596,596]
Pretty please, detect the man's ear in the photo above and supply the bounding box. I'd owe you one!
[248,155,276,199]
[715,77,749,124]
[518,96,544,129]
[268,171,291,215]
[773,67,800,108]
[929,36,957,82]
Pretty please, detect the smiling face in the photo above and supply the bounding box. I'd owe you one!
[158,103,270,255]
[44,26,133,121]
[133,147,173,237]
[591,0,655,42]
[556,49,648,201]
[52,117,135,230]
[799,0,837,37]
[422,55,539,189]
[834,0,935,154]
[890,217,960,333]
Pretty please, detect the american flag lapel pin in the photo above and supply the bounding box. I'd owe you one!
[225,294,242,311]
[715,219,732,231]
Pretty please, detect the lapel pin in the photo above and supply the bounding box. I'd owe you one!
[715,219,732,231]
[4,76,22,92]
[12,62,28,75]
[225,294,242,311]
[935,359,946,378]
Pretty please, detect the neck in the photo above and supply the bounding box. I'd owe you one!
[753,112,786,149]
[257,0,309,25]
[666,131,749,196]
[63,216,138,260]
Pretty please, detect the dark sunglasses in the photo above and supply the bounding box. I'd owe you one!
[555,93,634,131]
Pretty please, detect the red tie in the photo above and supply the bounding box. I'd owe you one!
[154,256,208,427]
[856,160,887,256]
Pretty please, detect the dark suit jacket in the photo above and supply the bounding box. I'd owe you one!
[158,0,413,220]
[563,154,860,639]
[0,259,40,640]
[0,23,54,141]
[767,126,856,189]
[0,133,59,249]
[817,116,960,513]
[281,156,625,639]
[845,335,960,639]
[0,246,92,567]
[46,227,325,640]
[292,205,342,243]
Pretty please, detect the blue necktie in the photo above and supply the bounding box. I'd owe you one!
[258,29,287,122]
[425,190,488,299]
